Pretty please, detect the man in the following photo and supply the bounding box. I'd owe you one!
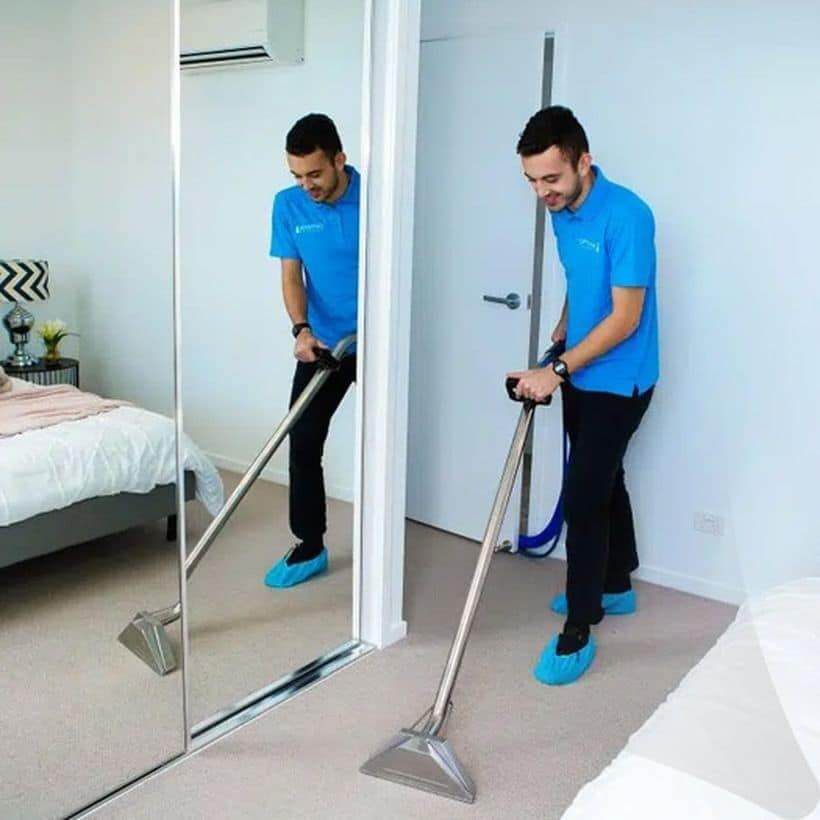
[508,106,659,685]
[265,113,359,588]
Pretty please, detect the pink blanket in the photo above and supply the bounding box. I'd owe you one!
[0,377,128,438]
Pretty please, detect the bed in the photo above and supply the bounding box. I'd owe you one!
[0,377,223,569]
[561,577,820,819]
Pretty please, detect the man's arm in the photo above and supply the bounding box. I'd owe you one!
[511,200,654,401]
[562,201,654,373]
[270,193,323,362]
[552,296,568,343]
[561,287,645,373]
[511,288,644,400]
[281,258,308,325]
[281,259,325,362]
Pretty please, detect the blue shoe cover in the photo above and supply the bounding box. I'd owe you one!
[533,634,597,686]
[264,548,328,588]
[550,589,637,616]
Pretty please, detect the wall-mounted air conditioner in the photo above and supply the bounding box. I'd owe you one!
[181,0,304,69]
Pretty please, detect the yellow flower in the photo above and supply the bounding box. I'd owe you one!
[36,319,70,344]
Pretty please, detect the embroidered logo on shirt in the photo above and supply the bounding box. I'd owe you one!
[295,223,324,235]
[577,238,601,253]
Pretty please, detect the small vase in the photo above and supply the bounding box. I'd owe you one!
[44,344,61,363]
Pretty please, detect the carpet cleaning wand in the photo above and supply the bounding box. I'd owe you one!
[360,342,562,803]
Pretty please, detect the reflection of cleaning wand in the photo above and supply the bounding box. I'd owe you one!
[517,339,569,558]
[118,334,357,676]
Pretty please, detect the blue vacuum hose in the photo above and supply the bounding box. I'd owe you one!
[517,340,569,558]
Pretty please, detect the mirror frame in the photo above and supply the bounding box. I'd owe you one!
[170,0,386,751]
[75,2,425,813]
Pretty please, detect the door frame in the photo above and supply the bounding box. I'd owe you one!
[359,8,567,646]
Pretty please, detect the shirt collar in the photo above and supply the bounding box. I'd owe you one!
[336,165,359,206]
[562,165,609,222]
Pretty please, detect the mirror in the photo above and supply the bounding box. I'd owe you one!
[178,0,366,731]
[0,1,184,817]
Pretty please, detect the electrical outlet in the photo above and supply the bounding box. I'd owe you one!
[694,512,725,537]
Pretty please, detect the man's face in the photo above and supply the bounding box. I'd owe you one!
[521,146,591,212]
[287,149,346,203]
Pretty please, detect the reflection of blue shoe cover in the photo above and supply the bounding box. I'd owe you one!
[533,634,597,686]
[264,548,328,588]
[550,589,637,616]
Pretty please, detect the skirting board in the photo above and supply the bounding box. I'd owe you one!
[633,564,744,606]
[543,544,745,606]
[205,452,354,504]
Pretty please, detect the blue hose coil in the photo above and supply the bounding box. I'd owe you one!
[517,341,569,558]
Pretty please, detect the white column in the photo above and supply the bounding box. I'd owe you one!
[355,0,422,648]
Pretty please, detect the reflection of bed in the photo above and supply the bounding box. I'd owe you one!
[0,379,223,570]
[0,472,195,569]
[562,578,820,819]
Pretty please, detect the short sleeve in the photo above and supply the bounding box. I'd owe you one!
[608,202,655,287]
[270,193,300,260]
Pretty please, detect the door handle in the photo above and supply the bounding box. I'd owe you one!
[483,292,521,310]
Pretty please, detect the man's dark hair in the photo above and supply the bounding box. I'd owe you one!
[516,106,589,166]
[286,113,343,160]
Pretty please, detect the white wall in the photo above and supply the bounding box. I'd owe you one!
[0,2,174,415]
[67,0,174,414]
[0,3,78,357]
[420,0,820,602]
[179,0,364,500]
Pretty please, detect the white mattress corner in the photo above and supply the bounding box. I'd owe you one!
[562,754,787,820]
[562,576,820,820]
[0,405,224,528]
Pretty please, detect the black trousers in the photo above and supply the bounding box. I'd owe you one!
[561,381,653,626]
[288,355,356,547]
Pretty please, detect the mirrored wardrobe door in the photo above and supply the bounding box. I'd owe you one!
[178,0,366,731]
[0,2,184,817]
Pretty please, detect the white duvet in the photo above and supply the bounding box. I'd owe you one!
[0,405,224,528]
[562,577,820,819]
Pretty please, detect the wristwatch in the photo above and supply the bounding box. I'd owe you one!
[292,322,311,339]
[552,358,571,382]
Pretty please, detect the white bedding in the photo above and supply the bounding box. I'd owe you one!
[0,405,224,528]
[563,578,820,819]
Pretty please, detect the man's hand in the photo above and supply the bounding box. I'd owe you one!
[294,328,326,363]
[506,366,563,402]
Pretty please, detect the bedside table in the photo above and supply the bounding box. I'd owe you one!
[4,357,79,388]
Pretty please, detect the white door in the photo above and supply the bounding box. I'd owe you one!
[407,32,549,543]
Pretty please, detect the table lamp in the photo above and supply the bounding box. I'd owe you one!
[1,259,50,367]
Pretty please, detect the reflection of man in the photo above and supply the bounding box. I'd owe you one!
[508,107,659,685]
[265,113,359,588]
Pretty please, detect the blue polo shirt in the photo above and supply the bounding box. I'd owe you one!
[551,167,659,396]
[269,165,359,349]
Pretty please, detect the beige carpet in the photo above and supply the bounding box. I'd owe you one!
[186,471,354,727]
[0,472,354,820]
[0,521,185,820]
[95,523,736,820]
